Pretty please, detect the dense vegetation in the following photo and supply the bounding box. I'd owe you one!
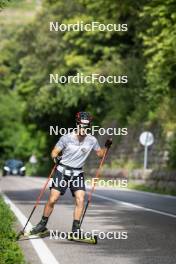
[0,196,25,264]
[0,0,10,9]
[0,0,176,172]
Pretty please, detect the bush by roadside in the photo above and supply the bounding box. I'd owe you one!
[0,196,25,264]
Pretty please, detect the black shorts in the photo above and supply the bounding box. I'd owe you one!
[50,170,85,196]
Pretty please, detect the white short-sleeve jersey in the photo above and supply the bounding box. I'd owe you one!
[55,132,100,169]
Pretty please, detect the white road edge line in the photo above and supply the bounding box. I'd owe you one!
[2,193,60,264]
[92,193,176,219]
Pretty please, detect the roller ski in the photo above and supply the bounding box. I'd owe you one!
[67,232,97,244]
[18,228,49,240]
[18,217,49,240]
[67,220,98,244]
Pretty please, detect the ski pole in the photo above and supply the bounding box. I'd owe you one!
[80,145,111,227]
[16,164,57,239]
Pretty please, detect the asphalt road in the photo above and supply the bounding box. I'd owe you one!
[0,176,176,264]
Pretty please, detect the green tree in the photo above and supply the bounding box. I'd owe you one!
[0,0,10,9]
[140,0,176,109]
[0,91,46,161]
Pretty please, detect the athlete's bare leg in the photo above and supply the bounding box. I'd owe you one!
[43,188,61,217]
[73,190,85,220]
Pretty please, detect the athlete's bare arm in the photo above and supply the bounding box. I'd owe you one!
[51,146,62,159]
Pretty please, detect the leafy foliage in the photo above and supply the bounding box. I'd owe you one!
[0,91,46,162]
[140,0,176,109]
[0,0,10,9]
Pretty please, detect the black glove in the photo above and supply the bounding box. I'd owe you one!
[105,138,112,149]
[53,156,62,164]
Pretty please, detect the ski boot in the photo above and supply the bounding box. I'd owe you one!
[30,216,49,237]
[68,220,97,244]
